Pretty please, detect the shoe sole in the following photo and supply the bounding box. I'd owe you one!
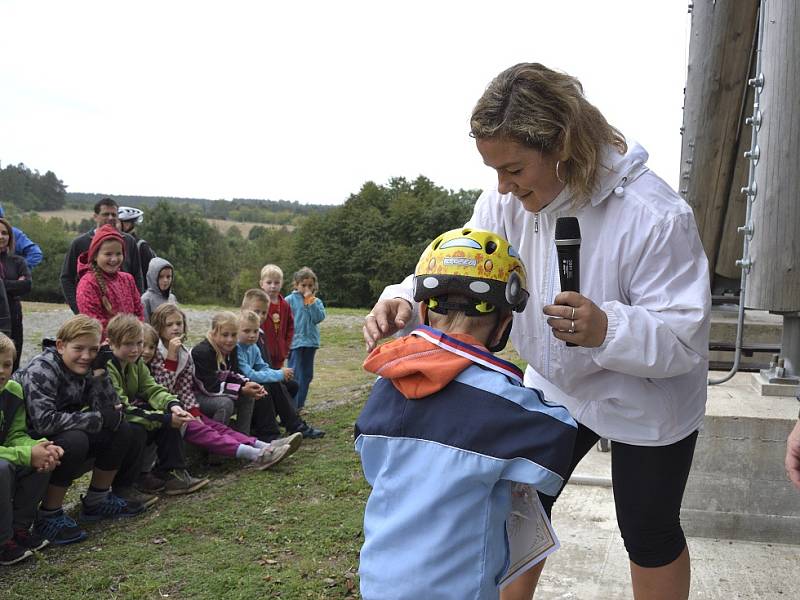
[21,539,50,552]
[164,478,210,496]
[256,446,290,471]
[45,530,88,546]
[0,549,34,565]
[281,433,303,457]
[79,509,146,522]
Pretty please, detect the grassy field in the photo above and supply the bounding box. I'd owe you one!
[4,306,374,599]
[37,209,292,237]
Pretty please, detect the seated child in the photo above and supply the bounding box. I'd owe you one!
[236,310,302,455]
[147,304,289,470]
[0,333,60,565]
[241,289,324,440]
[141,257,177,322]
[75,224,144,335]
[105,314,208,496]
[191,311,266,436]
[355,229,578,600]
[14,315,146,546]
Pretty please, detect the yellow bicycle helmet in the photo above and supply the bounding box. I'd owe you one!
[413,228,529,316]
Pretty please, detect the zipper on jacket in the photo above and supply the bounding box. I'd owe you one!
[533,213,539,233]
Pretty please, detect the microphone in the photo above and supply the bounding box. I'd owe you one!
[555,217,581,347]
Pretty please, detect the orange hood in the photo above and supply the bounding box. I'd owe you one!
[363,330,487,399]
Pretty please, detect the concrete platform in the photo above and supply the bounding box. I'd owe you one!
[683,373,800,543]
[539,480,800,599]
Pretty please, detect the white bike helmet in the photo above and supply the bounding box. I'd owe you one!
[117,206,144,224]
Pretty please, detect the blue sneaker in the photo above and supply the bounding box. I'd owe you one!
[34,510,88,546]
[79,493,146,522]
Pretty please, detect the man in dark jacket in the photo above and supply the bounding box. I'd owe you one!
[59,198,144,313]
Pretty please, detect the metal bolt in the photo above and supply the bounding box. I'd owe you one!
[740,182,758,197]
[744,145,760,161]
[748,73,765,88]
[736,258,753,271]
[737,224,753,236]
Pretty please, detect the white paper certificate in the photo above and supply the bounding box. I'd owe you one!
[499,483,560,589]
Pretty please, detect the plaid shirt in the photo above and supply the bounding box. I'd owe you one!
[149,345,200,414]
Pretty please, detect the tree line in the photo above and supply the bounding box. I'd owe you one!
[0,163,67,211]
[7,176,478,308]
[67,193,335,228]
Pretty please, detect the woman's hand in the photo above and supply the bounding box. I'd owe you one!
[543,291,608,348]
[281,367,294,381]
[363,298,413,352]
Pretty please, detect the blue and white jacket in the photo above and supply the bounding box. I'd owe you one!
[355,326,577,600]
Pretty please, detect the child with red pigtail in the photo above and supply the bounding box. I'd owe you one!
[76,224,143,335]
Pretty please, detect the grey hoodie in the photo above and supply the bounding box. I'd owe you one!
[140,257,177,321]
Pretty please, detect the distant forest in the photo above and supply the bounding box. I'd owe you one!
[0,160,480,307]
[67,193,335,227]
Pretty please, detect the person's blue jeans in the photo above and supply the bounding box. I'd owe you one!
[288,347,317,410]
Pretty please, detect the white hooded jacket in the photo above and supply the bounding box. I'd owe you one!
[381,142,711,446]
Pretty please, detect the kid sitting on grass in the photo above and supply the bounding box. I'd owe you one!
[76,224,144,336]
[105,314,208,497]
[241,289,324,440]
[14,315,146,547]
[147,304,289,470]
[0,333,60,566]
[355,229,578,600]
[191,311,265,436]
[286,267,326,410]
[140,257,177,322]
[236,310,302,456]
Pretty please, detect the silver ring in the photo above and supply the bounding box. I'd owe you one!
[571,307,576,320]
[568,320,575,334]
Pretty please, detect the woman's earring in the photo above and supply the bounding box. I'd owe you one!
[555,160,565,184]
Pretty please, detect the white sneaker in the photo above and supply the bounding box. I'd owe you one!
[255,444,290,471]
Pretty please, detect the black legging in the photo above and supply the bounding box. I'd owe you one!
[44,421,139,488]
[538,422,698,568]
[251,382,303,442]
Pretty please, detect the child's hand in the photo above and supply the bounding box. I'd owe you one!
[170,405,194,428]
[242,381,266,398]
[31,441,61,472]
[167,337,182,360]
[281,367,294,381]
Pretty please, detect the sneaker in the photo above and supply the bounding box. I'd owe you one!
[295,422,325,439]
[115,486,160,510]
[33,511,87,546]
[137,472,166,494]
[13,527,49,552]
[255,444,290,471]
[272,432,303,457]
[162,469,210,496]
[0,539,33,566]
[79,493,146,521]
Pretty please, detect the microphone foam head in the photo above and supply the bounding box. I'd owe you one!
[555,217,581,240]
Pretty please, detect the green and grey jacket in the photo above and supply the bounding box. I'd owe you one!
[106,356,180,431]
[0,380,47,466]
[13,347,119,437]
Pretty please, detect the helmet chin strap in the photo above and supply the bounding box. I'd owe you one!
[487,319,513,353]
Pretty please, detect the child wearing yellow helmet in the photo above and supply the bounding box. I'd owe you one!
[355,228,576,599]
[412,227,529,351]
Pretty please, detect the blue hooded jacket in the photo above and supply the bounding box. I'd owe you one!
[0,205,43,269]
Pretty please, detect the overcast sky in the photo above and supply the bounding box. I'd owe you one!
[0,1,690,205]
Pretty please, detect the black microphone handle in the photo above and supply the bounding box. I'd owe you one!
[556,245,580,346]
